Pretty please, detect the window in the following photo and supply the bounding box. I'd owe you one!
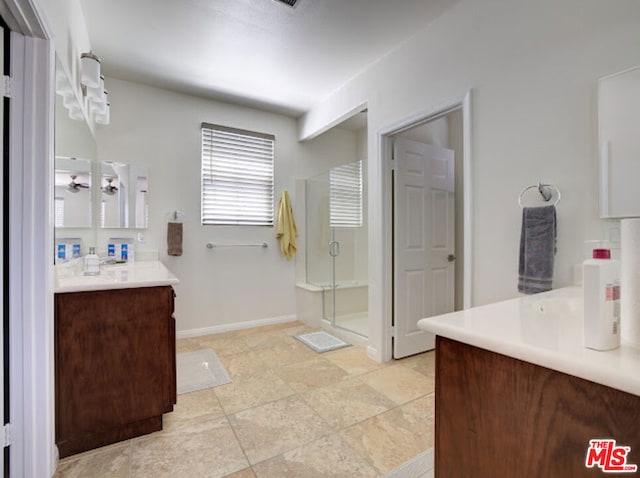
[330,160,363,227]
[201,123,275,225]
[54,197,64,227]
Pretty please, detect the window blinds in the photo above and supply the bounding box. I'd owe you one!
[201,123,275,226]
[330,161,363,227]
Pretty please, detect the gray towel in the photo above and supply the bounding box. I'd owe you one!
[167,222,183,256]
[518,205,557,294]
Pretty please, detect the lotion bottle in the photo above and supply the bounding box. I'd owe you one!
[583,248,620,350]
[84,247,100,276]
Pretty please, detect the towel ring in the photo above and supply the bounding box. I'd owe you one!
[518,182,561,209]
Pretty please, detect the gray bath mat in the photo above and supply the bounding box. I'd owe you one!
[176,348,231,394]
[294,331,351,353]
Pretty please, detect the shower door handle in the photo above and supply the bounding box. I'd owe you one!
[329,241,340,257]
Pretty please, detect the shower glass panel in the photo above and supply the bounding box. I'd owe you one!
[306,160,368,337]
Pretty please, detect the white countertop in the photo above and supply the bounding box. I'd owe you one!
[55,260,179,293]
[417,286,640,397]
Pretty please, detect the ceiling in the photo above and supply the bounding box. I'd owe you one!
[79,0,460,117]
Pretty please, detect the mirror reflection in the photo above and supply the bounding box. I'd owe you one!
[100,161,149,229]
[54,157,93,228]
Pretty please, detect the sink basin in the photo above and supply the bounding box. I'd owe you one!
[531,296,582,318]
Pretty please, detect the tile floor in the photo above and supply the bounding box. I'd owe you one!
[54,321,435,478]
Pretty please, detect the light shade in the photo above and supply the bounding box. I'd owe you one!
[95,103,110,125]
[86,75,104,101]
[68,104,84,121]
[80,51,101,88]
[90,90,108,115]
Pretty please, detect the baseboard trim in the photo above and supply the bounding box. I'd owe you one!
[176,315,298,339]
[367,345,381,363]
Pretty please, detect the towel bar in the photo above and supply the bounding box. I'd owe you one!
[206,242,268,249]
[518,183,561,208]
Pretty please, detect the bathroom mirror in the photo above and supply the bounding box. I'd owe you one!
[598,65,640,218]
[100,161,149,228]
[54,57,97,232]
[54,157,93,228]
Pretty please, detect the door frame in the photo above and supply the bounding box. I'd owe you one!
[2,0,55,476]
[378,90,473,361]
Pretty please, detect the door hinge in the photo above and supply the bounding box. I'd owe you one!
[1,76,12,98]
[3,423,11,447]
[390,324,396,338]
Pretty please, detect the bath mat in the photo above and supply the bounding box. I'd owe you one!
[176,348,231,395]
[294,331,351,353]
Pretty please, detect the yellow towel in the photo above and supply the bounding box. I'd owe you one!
[276,190,298,260]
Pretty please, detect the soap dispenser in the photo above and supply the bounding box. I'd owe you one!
[84,247,100,276]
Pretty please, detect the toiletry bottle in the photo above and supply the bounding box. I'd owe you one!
[84,247,100,276]
[583,248,620,350]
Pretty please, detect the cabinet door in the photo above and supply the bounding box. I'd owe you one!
[55,286,176,453]
[435,336,640,477]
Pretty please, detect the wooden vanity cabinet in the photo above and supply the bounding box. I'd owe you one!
[435,336,640,477]
[55,285,177,458]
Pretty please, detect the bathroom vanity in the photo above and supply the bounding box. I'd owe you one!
[54,261,179,458]
[418,287,640,477]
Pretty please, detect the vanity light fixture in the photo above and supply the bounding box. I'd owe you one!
[95,103,110,125]
[90,90,108,115]
[80,51,101,89]
[86,74,104,101]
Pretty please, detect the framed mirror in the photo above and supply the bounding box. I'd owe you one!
[100,161,149,228]
[598,65,640,218]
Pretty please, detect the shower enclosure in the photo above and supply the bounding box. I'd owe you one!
[306,160,368,337]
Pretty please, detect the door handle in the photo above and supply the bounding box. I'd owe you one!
[448,254,456,262]
[329,241,340,257]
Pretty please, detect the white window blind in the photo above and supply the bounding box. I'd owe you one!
[330,161,363,227]
[54,197,64,227]
[201,123,275,226]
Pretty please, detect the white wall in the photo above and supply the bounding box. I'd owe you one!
[96,77,357,333]
[299,0,640,358]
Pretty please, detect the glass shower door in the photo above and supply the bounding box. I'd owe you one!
[306,161,368,337]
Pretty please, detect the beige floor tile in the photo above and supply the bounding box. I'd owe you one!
[274,357,349,393]
[323,346,386,375]
[218,350,269,380]
[224,468,257,478]
[359,363,435,404]
[244,330,297,350]
[196,334,251,356]
[395,351,436,377]
[54,443,131,478]
[175,337,204,354]
[163,388,224,432]
[341,404,433,474]
[252,434,379,478]
[228,395,331,465]
[131,416,248,477]
[281,324,318,336]
[399,394,435,438]
[302,377,396,429]
[255,340,317,368]
[231,321,302,337]
[215,369,295,414]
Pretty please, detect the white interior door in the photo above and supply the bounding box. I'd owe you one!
[393,137,455,359]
